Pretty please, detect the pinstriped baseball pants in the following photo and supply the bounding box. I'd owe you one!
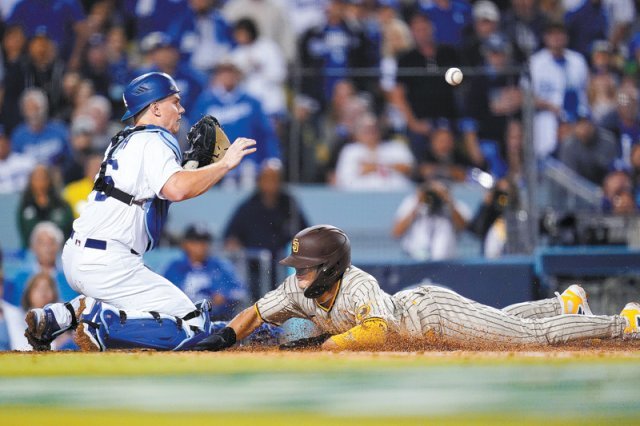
[397,285,626,344]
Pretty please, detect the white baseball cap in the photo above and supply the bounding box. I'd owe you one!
[473,0,500,22]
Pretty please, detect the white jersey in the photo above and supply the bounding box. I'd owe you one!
[334,140,415,191]
[0,152,36,194]
[257,265,626,345]
[527,48,589,157]
[73,126,182,254]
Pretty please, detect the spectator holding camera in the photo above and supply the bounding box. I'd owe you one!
[392,180,470,261]
[467,178,519,258]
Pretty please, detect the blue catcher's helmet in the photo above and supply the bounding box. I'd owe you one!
[121,72,180,122]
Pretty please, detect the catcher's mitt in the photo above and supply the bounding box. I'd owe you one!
[182,115,231,169]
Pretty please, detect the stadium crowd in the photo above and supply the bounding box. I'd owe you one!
[2,0,640,350]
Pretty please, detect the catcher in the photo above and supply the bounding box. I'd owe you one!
[197,224,640,351]
[24,72,256,351]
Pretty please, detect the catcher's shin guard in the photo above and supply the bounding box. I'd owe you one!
[75,298,213,351]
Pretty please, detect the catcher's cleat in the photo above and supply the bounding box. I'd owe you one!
[556,284,592,315]
[24,307,62,351]
[621,302,640,338]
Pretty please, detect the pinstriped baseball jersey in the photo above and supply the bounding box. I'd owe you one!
[257,265,627,345]
[256,266,400,335]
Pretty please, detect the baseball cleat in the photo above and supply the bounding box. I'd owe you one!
[556,284,593,315]
[24,307,62,351]
[620,302,640,338]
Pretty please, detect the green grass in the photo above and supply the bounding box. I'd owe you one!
[2,408,639,426]
[1,351,640,425]
[2,350,640,376]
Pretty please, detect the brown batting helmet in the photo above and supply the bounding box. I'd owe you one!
[280,225,351,298]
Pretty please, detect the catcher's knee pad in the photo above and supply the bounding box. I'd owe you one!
[75,298,213,351]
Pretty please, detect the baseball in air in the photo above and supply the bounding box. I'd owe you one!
[445,67,463,86]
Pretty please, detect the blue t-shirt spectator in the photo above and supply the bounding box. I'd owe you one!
[163,254,248,321]
[166,6,234,72]
[418,0,472,48]
[565,0,608,60]
[190,87,281,166]
[11,120,71,168]
[7,0,85,60]
[124,0,188,40]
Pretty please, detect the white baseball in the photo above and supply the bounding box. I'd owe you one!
[445,67,463,86]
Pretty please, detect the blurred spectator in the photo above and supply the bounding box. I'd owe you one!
[461,0,502,67]
[630,144,640,206]
[104,26,130,118]
[334,112,414,190]
[0,126,37,194]
[224,159,309,297]
[564,0,607,61]
[377,0,414,92]
[17,166,74,248]
[418,120,478,183]
[505,119,524,179]
[392,180,470,261]
[389,12,459,160]
[63,115,97,184]
[298,0,376,107]
[166,0,234,73]
[11,88,71,169]
[558,112,617,185]
[20,271,76,350]
[0,25,28,135]
[223,0,296,63]
[587,40,619,124]
[84,95,123,150]
[124,0,188,41]
[136,32,208,115]
[84,0,121,38]
[342,0,382,70]
[588,75,618,126]
[539,0,564,22]
[589,39,619,77]
[80,34,114,100]
[467,178,520,258]
[273,0,327,36]
[230,18,288,119]
[163,224,248,321]
[600,84,640,167]
[63,152,103,218]
[528,21,589,158]
[603,0,635,50]
[502,0,547,63]
[463,33,521,177]
[602,168,638,214]
[0,248,29,351]
[71,79,97,120]
[7,222,78,307]
[417,0,473,49]
[323,82,371,183]
[190,57,281,187]
[55,71,83,123]
[6,0,88,69]
[23,29,67,114]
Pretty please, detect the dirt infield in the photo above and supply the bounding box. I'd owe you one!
[238,334,640,355]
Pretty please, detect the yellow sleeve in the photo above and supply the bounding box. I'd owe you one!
[329,317,388,350]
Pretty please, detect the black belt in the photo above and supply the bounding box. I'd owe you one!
[70,231,140,255]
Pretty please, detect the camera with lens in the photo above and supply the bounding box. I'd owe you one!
[491,189,510,213]
[421,186,444,215]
